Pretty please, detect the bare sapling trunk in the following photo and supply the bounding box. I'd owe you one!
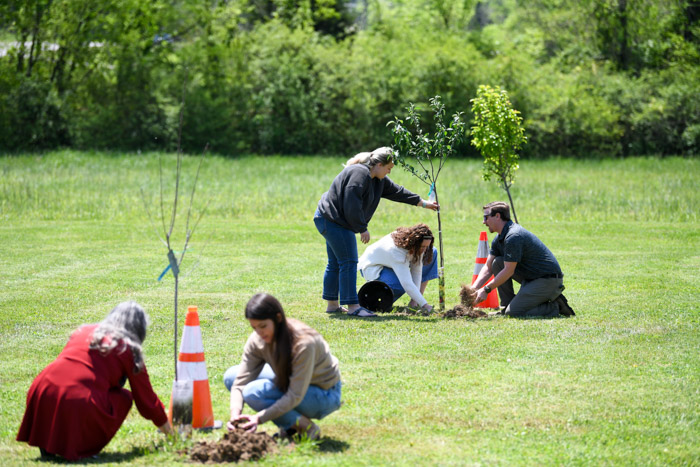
[502,173,519,224]
[434,188,446,311]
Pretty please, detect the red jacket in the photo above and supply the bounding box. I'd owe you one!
[17,324,167,460]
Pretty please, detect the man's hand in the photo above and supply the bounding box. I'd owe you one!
[475,288,489,303]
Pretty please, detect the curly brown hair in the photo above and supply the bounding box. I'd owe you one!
[391,223,434,265]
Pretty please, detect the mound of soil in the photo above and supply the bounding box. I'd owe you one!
[441,304,487,318]
[189,427,277,464]
[391,284,489,319]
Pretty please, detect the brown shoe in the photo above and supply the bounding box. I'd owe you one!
[555,294,576,317]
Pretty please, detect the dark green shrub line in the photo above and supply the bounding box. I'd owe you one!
[0,1,698,157]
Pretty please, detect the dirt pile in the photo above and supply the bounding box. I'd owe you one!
[189,428,277,463]
[442,304,487,318]
[392,285,490,318]
[441,285,487,318]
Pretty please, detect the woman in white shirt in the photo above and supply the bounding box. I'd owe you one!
[358,223,438,312]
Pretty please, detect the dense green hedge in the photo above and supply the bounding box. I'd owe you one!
[1,0,698,157]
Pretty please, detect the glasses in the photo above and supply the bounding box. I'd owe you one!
[483,213,495,221]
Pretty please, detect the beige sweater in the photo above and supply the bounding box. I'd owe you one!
[230,318,341,423]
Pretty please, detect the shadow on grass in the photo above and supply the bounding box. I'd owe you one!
[327,312,440,322]
[35,446,150,464]
[317,437,350,453]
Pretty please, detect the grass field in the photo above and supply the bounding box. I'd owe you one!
[0,151,698,466]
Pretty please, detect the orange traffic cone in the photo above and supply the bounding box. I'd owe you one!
[175,305,222,430]
[471,231,500,309]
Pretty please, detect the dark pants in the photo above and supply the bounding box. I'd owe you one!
[492,257,563,318]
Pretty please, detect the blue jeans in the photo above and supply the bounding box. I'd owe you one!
[377,247,439,302]
[314,210,359,305]
[223,364,342,430]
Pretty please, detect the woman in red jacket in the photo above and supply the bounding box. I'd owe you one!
[17,301,173,460]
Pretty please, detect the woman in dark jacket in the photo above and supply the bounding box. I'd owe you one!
[314,147,438,317]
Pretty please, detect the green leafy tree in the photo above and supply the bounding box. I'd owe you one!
[389,95,466,312]
[470,84,526,224]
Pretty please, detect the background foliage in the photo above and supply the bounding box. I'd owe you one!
[1,0,699,157]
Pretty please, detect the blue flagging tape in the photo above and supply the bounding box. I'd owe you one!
[158,264,172,281]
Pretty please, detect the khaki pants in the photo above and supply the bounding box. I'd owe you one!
[492,256,563,318]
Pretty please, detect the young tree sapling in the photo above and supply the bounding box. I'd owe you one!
[389,96,466,312]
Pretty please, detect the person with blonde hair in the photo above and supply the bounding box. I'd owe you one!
[17,302,173,460]
[358,223,438,311]
[314,147,439,317]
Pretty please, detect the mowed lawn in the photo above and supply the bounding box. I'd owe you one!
[0,151,698,466]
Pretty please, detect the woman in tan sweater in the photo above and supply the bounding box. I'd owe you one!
[224,293,341,440]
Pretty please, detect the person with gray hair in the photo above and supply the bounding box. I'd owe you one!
[314,147,439,317]
[17,302,173,461]
[473,201,576,318]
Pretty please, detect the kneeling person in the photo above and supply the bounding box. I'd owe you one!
[473,202,575,318]
[358,223,438,312]
[224,293,342,440]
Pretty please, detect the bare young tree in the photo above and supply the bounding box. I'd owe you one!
[140,79,208,381]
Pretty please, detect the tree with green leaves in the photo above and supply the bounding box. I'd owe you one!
[389,96,466,312]
[470,84,526,224]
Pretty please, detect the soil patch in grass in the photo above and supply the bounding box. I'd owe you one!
[189,424,278,463]
[441,284,488,318]
[391,284,490,318]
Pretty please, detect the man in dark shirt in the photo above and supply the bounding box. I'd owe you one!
[473,201,575,318]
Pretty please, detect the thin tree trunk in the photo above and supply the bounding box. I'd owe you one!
[502,175,519,224]
[16,32,28,73]
[618,0,628,70]
[435,189,445,312]
[174,275,179,381]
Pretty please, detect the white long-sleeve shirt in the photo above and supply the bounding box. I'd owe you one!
[358,233,427,307]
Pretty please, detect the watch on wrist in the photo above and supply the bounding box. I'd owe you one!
[484,285,492,293]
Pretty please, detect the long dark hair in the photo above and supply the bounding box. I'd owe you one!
[245,293,294,392]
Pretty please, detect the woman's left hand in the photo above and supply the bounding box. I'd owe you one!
[235,414,260,433]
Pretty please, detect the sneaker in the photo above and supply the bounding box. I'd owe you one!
[555,294,576,317]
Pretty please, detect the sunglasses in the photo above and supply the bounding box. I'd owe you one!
[483,213,495,221]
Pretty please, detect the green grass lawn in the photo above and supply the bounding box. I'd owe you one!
[0,151,698,465]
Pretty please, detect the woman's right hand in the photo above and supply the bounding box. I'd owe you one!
[230,414,260,433]
[226,411,242,432]
[360,230,370,244]
[158,421,174,436]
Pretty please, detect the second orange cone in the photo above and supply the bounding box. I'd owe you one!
[471,231,500,309]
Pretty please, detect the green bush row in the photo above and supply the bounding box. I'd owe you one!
[1,5,698,157]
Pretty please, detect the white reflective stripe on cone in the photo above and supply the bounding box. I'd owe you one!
[180,326,204,353]
[177,361,209,381]
[477,240,489,258]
